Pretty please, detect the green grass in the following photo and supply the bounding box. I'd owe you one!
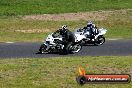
[0,19,83,42]
[0,0,131,16]
[0,0,131,42]
[0,56,132,88]
[0,9,131,42]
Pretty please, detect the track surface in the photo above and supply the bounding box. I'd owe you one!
[0,40,132,58]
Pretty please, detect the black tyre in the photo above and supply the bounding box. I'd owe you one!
[94,35,105,46]
[60,43,71,55]
[59,49,65,55]
[39,44,48,54]
[70,44,82,53]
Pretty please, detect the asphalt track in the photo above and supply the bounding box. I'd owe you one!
[0,40,132,58]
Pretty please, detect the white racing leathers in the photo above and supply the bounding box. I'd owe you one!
[74,28,107,46]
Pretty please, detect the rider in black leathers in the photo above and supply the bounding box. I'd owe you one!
[55,25,75,54]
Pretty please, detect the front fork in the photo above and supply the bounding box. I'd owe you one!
[43,43,50,50]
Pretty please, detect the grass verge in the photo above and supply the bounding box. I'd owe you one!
[0,9,131,42]
[0,0,131,16]
[0,56,132,88]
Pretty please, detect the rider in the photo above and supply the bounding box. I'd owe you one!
[57,25,75,54]
[84,21,99,40]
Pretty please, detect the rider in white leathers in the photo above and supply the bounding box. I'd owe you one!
[84,21,99,40]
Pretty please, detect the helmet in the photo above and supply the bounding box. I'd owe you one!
[87,21,92,25]
[61,25,68,33]
[87,21,93,28]
[62,25,68,30]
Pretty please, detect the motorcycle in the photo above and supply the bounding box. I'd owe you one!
[39,31,82,54]
[74,28,107,46]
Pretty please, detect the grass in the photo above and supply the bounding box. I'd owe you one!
[0,56,132,88]
[0,0,131,42]
[0,0,131,16]
[0,1,131,88]
[0,9,131,42]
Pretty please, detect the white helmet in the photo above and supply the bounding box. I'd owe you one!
[62,25,68,29]
[60,25,68,34]
[87,21,92,25]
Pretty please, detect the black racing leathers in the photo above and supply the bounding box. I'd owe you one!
[62,30,75,54]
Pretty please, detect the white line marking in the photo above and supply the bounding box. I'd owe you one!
[6,42,14,43]
[108,39,121,40]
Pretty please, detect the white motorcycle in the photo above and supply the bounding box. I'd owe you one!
[39,31,82,54]
[74,28,107,46]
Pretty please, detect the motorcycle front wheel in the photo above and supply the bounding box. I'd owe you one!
[39,44,48,54]
[94,36,105,46]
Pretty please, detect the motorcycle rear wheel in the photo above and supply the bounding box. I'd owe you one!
[70,44,82,53]
[39,44,48,54]
[94,36,105,46]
